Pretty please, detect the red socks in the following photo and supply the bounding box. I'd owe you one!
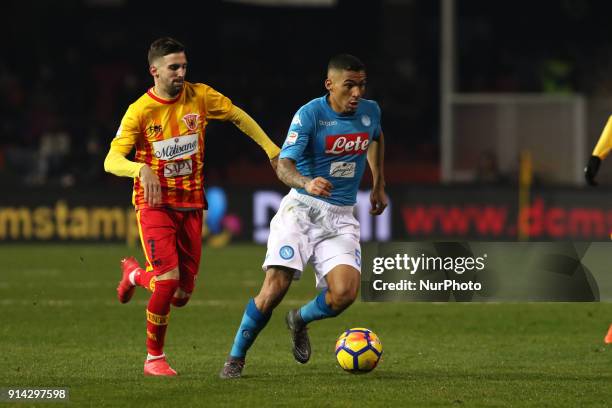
[145,279,179,356]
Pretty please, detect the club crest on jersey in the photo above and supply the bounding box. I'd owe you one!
[182,113,200,131]
[286,131,298,145]
[361,114,371,127]
[325,133,369,155]
[279,245,294,260]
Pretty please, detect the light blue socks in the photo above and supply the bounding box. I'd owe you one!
[230,298,271,358]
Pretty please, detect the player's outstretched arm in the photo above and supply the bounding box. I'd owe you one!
[104,149,144,178]
[367,132,388,215]
[227,105,281,171]
[276,158,332,197]
[104,110,145,179]
[586,116,612,186]
[103,121,161,206]
[104,149,160,207]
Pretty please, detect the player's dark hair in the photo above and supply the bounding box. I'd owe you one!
[148,37,185,65]
[328,54,365,72]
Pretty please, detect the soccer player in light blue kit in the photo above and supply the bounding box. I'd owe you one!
[221,54,387,378]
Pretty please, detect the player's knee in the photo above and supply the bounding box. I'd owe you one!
[171,287,191,307]
[152,277,180,298]
[171,296,190,307]
[329,285,358,311]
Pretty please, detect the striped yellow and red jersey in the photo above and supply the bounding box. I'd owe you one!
[110,81,232,209]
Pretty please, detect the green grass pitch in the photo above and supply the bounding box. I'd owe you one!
[1,244,612,407]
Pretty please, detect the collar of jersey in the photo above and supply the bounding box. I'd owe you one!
[321,94,358,118]
[147,86,183,105]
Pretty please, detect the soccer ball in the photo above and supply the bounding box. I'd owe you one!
[335,328,383,373]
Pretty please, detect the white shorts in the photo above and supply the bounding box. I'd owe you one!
[262,189,361,289]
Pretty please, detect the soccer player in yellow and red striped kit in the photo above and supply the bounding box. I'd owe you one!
[104,37,280,376]
[584,116,612,343]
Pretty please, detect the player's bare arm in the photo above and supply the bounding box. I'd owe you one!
[270,154,279,172]
[277,158,332,197]
[139,165,161,207]
[367,131,388,215]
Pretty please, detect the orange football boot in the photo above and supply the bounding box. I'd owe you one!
[144,357,177,376]
[604,324,612,344]
[117,257,139,303]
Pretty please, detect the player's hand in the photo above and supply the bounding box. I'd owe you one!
[139,165,162,206]
[585,155,601,186]
[304,177,333,197]
[369,186,388,215]
[269,155,279,172]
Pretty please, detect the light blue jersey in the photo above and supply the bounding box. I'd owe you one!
[279,95,382,206]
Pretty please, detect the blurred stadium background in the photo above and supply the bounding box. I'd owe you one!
[3,0,612,243]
